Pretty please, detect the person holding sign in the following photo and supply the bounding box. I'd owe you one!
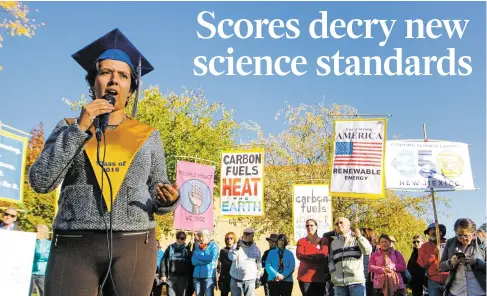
[28,28,180,296]
[328,217,372,296]
[417,223,448,296]
[296,219,330,296]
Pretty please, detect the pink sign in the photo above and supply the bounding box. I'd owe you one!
[174,161,215,231]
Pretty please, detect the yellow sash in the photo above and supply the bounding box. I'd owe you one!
[66,117,155,212]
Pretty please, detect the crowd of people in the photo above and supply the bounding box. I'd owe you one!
[144,215,485,296]
[1,207,486,296]
[1,28,485,296]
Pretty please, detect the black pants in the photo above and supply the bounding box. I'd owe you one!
[299,281,326,296]
[268,281,293,296]
[45,228,157,296]
[166,276,189,296]
[151,280,163,296]
[218,275,231,296]
[366,281,374,296]
[410,283,424,296]
[263,282,270,296]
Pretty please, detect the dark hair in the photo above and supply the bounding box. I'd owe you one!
[306,219,319,235]
[176,231,187,239]
[378,234,392,243]
[454,218,476,233]
[85,63,138,99]
[277,234,288,247]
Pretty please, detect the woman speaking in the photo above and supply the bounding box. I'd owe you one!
[28,28,180,296]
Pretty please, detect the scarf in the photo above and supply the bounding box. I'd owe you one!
[381,248,402,296]
[278,248,285,273]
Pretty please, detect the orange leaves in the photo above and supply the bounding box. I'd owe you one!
[1,1,45,70]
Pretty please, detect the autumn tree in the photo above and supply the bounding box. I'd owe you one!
[0,123,56,231]
[0,1,44,70]
[233,101,440,258]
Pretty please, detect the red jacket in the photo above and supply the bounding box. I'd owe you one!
[296,237,329,282]
[417,240,449,284]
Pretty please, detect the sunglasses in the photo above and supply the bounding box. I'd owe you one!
[177,236,186,240]
[3,213,16,218]
[456,233,473,239]
[413,240,420,244]
[244,232,254,236]
[305,224,316,227]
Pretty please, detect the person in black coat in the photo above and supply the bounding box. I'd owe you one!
[407,235,426,296]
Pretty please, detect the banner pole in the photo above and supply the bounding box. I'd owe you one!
[424,123,441,267]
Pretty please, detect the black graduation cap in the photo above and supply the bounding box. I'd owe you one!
[71,28,154,76]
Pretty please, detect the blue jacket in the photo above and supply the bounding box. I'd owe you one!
[32,239,51,276]
[265,248,295,282]
[192,240,219,279]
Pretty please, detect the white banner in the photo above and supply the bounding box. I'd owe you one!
[220,149,264,216]
[293,185,332,243]
[386,140,475,190]
[0,231,36,296]
[330,119,387,199]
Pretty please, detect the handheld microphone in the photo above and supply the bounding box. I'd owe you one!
[95,93,116,141]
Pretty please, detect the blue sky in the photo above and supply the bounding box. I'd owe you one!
[0,1,485,236]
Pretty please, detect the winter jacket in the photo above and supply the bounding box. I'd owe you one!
[265,248,295,282]
[368,248,407,289]
[329,231,372,287]
[418,239,449,284]
[161,243,192,278]
[32,239,51,276]
[229,241,262,281]
[440,236,486,295]
[407,248,426,288]
[192,240,219,279]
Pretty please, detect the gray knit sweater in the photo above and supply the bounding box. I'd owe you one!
[28,119,179,231]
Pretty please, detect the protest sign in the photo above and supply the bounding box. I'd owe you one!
[292,184,332,243]
[220,148,264,217]
[174,161,215,231]
[0,129,28,204]
[0,231,36,296]
[386,140,475,190]
[330,118,387,199]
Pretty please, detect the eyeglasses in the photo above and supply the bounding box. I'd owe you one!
[456,233,474,239]
[3,213,16,218]
[413,240,420,244]
[177,236,186,240]
[305,224,315,227]
[244,232,254,236]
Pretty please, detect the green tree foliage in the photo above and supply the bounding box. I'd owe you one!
[128,87,240,236]
[0,123,56,231]
[233,101,439,259]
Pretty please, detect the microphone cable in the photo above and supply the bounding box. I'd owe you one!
[95,125,118,296]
